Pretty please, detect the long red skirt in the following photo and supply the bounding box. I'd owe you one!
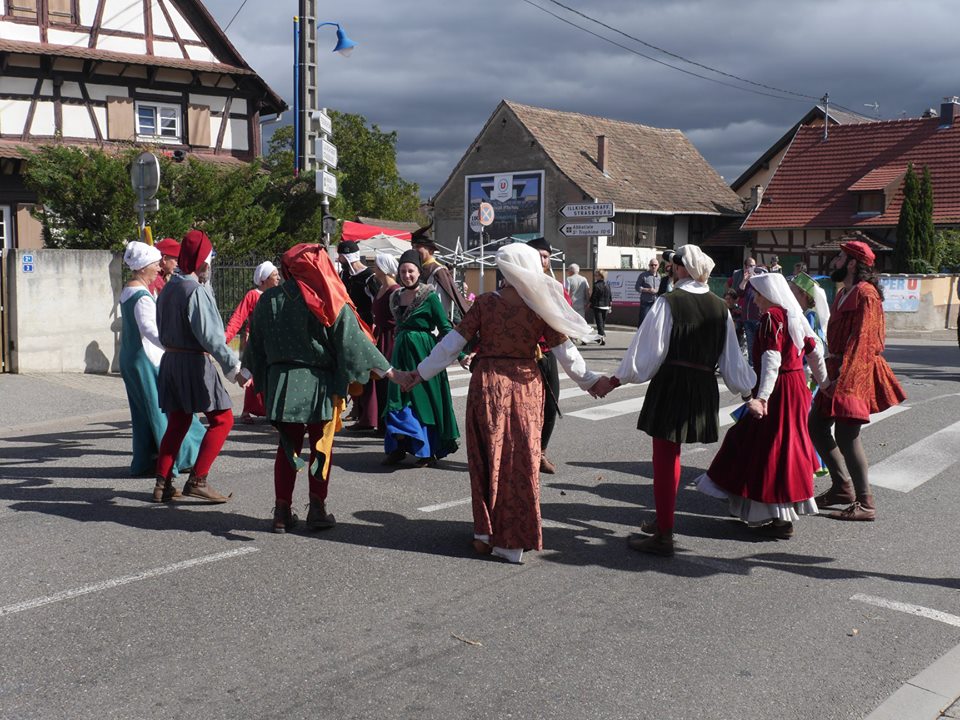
[706,368,817,505]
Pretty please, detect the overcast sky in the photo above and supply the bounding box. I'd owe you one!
[205,0,959,197]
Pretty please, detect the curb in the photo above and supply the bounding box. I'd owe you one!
[864,643,960,719]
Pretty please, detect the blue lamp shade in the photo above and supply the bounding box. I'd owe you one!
[333,26,357,55]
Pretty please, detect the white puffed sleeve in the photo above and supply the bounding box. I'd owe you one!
[717,315,757,397]
[549,340,600,390]
[755,350,781,401]
[133,295,164,368]
[417,330,467,381]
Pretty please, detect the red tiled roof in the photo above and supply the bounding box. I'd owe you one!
[0,138,248,166]
[0,38,253,75]
[743,117,960,230]
[702,216,751,246]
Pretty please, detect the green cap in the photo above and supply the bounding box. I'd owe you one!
[790,272,818,300]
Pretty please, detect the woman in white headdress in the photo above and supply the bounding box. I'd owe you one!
[696,272,828,538]
[118,241,203,481]
[224,260,280,422]
[408,243,601,563]
[371,252,401,435]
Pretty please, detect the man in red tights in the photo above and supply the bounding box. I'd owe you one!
[154,230,249,503]
[591,245,756,556]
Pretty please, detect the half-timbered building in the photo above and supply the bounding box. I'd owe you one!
[0,0,285,248]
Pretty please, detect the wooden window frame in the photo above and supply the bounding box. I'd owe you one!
[134,99,183,144]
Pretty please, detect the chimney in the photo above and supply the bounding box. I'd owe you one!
[939,96,959,127]
[597,135,608,175]
[750,185,764,210]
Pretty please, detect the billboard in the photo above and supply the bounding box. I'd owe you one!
[464,171,544,248]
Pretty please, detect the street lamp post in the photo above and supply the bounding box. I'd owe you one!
[294,2,356,174]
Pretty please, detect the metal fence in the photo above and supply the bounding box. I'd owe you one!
[212,265,257,324]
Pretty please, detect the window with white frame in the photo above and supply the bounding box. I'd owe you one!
[135,101,182,143]
[0,206,12,250]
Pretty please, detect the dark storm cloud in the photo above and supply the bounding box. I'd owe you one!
[206,0,960,194]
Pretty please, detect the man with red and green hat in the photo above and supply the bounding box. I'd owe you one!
[808,240,906,521]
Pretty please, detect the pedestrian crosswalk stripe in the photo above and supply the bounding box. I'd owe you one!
[567,394,647,421]
[869,417,960,492]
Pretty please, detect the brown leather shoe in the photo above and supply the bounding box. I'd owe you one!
[828,501,876,522]
[272,503,299,534]
[181,475,231,503]
[471,539,493,555]
[151,476,181,503]
[305,498,336,531]
[627,531,675,556]
[540,456,557,474]
[815,483,855,508]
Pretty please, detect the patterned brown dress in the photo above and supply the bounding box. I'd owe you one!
[455,288,566,551]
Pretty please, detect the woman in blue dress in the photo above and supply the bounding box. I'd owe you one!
[118,241,203,492]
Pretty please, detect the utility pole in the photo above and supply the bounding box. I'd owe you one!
[298,0,318,172]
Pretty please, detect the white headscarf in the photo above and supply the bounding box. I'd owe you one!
[496,243,599,342]
[123,241,161,271]
[676,244,715,283]
[253,261,277,287]
[811,284,830,335]
[375,252,398,276]
[750,273,817,356]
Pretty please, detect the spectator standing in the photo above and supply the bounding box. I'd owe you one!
[634,258,661,326]
[589,269,612,344]
[565,264,590,321]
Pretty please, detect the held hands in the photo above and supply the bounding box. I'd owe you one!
[459,353,475,371]
[589,375,620,399]
[746,397,767,418]
[388,369,422,393]
[237,368,254,389]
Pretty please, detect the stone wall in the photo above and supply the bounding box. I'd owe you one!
[882,274,959,331]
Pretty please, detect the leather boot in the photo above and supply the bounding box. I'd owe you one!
[814,482,855,508]
[305,496,336,531]
[181,474,231,503]
[627,530,675,557]
[272,502,298,534]
[539,456,557,474]
[152,476,180,503]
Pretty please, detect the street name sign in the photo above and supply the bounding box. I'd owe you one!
[559,221,615,237]
[318,170,338,198]
[316,138,338,169]
[313,110,333,136]
[559,201,615,218]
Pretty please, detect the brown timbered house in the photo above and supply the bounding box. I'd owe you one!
[0,0,285,249]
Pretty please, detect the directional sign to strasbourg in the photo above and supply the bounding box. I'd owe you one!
[559,221,616,237]
[559,201,615,218]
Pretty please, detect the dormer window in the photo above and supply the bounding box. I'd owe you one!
[135,101,182,144]
[856,191,883,215]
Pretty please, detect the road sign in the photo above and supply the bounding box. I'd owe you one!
[469,210,481,234]
[316,138,338,169]
[130,152,160,199]
[318,170,338,198]
[559,201,615,218]
[478,202,495,226]
[312,110,333,136]
[559,221,616,237]
[135,198,160,213]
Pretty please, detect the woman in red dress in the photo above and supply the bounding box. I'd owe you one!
[697,273,827,538]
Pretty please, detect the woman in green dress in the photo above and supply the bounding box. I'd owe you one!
[118,241,203,484]
[382,250,460,467]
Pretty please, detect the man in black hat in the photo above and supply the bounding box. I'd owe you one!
[337,239,381,428]
[526,236,566,474]
[411,224,471,323]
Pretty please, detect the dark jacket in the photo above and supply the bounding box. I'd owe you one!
[590,280,612,309]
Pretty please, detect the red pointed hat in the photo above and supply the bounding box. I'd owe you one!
[179,230,213,275]
[840,240,876,266]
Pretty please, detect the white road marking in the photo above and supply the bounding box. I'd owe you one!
[567,395,647,421]
[419,497,471,513]
[870,418,960,492]
[851,593,960,627]
[865,404,911,426]
[0,547,260,617]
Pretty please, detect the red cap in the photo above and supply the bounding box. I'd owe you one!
[155,238,181,258]
[840,240,875,266]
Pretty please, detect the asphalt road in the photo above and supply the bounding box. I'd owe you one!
[1,331,959,720]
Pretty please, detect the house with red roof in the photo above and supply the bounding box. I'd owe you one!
[742,98,960,273]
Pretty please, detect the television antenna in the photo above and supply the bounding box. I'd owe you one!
[864,101,880,119]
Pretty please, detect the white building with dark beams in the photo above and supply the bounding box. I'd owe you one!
[0,0,285,249]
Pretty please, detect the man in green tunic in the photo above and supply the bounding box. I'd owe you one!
[243,244,398,533]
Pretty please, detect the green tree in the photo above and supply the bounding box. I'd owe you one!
[934,229,960,271]
[893,163,919,273]
[917,166,936,266]
[328,110,422,223]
